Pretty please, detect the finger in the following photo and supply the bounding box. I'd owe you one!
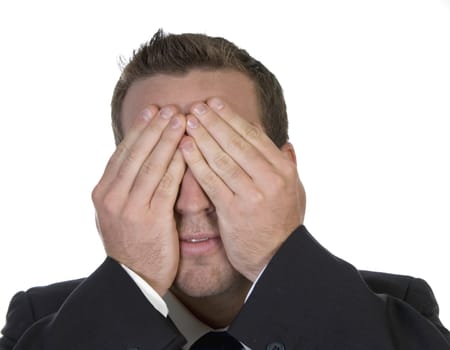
[150,149,186,212]
[207,97,284,166]
[185,114,255,195]
[95,106,158,192]
[129,114,186,206]
[179,136,233,208]
[102,106,179,202]
[190,102,276,186]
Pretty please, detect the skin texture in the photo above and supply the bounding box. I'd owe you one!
[92,69,306,327]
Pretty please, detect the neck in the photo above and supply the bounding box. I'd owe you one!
[170,279,252,329]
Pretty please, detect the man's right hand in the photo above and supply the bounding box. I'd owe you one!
[92,106,186,296]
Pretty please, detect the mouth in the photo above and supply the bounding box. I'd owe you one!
[184,237,210,243]
[179,234,222,257]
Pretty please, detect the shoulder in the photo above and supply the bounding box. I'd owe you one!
[360,270,438,313]
[360,270,449,340]
[360,270,444,324]
[20,278,84,317]
[1,278,84,348]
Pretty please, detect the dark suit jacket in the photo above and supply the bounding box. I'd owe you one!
[1,226,449,349]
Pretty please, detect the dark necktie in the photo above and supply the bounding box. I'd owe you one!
[190,331,243,350]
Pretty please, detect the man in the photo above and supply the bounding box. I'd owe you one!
[1,30,449,350]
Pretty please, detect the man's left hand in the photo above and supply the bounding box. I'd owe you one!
[179,98,306,282]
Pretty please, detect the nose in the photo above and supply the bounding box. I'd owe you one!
[175,168,214,215]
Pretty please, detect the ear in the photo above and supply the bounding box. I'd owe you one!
[280,142,297,165]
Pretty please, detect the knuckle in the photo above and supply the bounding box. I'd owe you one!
[248,190,264,205]
[230,133,248,152]
[213,153,238,176]
[243,123,262,141]
[115,142,128,157]
[213,153,229,169]
[114,167,127,182]
[101,192,121,215]
[268,173,287,192]
[91,184,103,204]
[123,148,139,167]
[114,152,139,182]
[114,141,131,161]
[140,160,156,177]
[201,171,219,195]
[281,160,297,177]
[158,172,175,193]
[188,148,204,165]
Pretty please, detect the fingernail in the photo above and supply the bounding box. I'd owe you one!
[209,98,224,111]
[170,116,181,129]
[160,107,174,119]
[181,140,194,152]
[187,116,199,129]
[141,108,154,121]
[193,103,207,116]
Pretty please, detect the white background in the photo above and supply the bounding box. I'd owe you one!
[0,0,449,329]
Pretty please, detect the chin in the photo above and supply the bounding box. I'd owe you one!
[172,260,244,298]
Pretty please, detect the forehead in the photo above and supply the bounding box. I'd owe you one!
[121,69,260,133]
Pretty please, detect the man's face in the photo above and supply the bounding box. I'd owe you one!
[121,69,261,298]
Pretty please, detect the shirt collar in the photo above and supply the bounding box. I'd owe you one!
[164,291,214,349]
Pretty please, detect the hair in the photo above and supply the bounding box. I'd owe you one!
[111,29,288,147]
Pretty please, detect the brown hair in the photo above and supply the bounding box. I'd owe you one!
[111,29,288,147]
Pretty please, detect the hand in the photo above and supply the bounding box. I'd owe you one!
[92,106,186,296]
[179,98,306,281]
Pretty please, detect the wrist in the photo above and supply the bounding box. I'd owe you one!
[121,263,169,316]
